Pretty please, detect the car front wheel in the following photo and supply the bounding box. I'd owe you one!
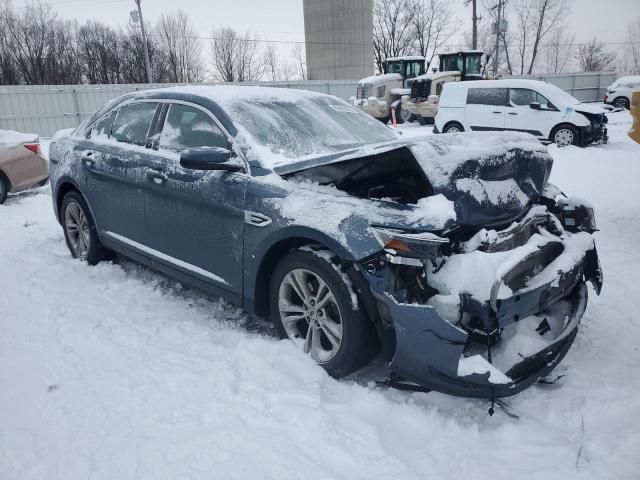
[270,249,377,378]
[61,191,110,265]
[0,176,7,205]
[552,125,578,147]
[443,122,464,133]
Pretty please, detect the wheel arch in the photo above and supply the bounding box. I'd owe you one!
[249,230,354,318]
[442,120,464,133]
[54,178,98,230]
[549,122,580,144]
[0,168,12,192]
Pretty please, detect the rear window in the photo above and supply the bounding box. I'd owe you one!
[111,102,158,146]
[467,88,508,106]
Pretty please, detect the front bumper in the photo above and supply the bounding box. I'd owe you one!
[577,124,608,146]
[353,97,388,119]
[402,99,437,118]
[361,211,602,398]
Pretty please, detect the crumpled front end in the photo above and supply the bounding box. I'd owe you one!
[359,189,602,398]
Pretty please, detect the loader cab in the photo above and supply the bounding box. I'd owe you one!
[383,57,426,86]
[439,51,484,81]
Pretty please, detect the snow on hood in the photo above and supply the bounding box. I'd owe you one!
[572,103,609,115]
[408,132,553,226]
[358,73,403,85]
[0,129,37,149]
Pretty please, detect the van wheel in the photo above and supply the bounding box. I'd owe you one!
[270,249,378,378]
[443,122,464,133]
[551,125,578,147]
[0,176,7,205]
[61,191,111,265]
[612,97,630,109]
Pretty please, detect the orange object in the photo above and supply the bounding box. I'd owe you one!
[391,107,398,128]
[629,91,640,144]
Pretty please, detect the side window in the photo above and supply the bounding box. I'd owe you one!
[467,88,508,106]
[510,89,552,109]
[111,102,158,146]
[89,110,116,139]
[159,104,228,152]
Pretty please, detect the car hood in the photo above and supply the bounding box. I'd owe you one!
[572,103,609,115]
[407,132,553,227]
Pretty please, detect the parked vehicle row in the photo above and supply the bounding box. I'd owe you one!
[48,86,602,399]
[0,129,48,204]
[605,75,640,110]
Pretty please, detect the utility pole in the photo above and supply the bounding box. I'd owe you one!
[493,0,503,77]
[134,0,153,83]
[464,0,479,50]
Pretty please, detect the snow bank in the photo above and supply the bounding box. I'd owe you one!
[0,129,37,149]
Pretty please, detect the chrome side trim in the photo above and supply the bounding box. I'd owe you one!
[103,231,230,286]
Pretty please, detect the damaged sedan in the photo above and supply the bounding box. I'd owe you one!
[48,86,603,399]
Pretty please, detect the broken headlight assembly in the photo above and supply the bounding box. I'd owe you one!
[555,198,597,233]
[370,227,449,265]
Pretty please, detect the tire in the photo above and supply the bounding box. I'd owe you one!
[443,122,464,134]
[551,124,578,147]
[269,248,378,378]
[418,116,435,125]
[612,97,630,110]
[0,176,7,205]
[396,104,415,124]
[377,115,390,125]
[61,191,111,265]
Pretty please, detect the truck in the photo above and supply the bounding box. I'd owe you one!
[352,56,426,124]
[402,51,485,124]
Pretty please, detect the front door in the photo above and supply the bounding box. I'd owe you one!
[79,101,159,244]
[465,87,509,131]
[506,88,555,138]
[142,102,247,297]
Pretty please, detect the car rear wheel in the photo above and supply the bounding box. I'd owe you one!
[443,122,464,133]
[552,125,578,147]
[612,97,630,109]
[61,191,111,265]
[270,249,377,378]
[0,176,7,205]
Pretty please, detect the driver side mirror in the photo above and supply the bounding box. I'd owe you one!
[180,146,242,172]
[530,102,542,110]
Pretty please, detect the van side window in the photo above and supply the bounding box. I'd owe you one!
[510,88,552,109]
[111,102,158,146]
[159,104,228,152]
[467,88,508,106]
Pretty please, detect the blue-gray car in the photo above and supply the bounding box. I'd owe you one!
[48,86,602,399]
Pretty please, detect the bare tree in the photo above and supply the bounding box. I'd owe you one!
[120,25,170,84]
[411,0,457,66]
[620,17,640,75]
[0,4,20,84]
[576,38,616,72]
[156,11,203,83]
[544,28,574,74]
[210,27,263,82]
[373,0,417,73]
[291,43,306,80]
[76,21,122,84]
[262,42,279,81]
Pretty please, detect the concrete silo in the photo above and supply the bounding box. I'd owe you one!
[303,0,374,80]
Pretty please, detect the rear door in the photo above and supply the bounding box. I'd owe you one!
[465,87,508,131]
[141,102,248,297]
[79,101,160,243]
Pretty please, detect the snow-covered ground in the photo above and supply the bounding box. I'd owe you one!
[1,112,639,479]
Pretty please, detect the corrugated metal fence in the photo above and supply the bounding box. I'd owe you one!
[0,73,616,137]
[0,80,358,137]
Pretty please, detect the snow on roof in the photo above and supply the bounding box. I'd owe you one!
[0,129,38,149]
[385,56,425,62]
[358,73,402,84]
[144,84,329,104]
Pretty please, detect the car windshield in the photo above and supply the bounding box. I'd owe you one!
[540,83,581,106]
[224,95,398,164]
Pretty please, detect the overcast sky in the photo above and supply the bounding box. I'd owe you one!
[10,0,640,52]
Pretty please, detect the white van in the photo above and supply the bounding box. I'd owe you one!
[434,79,609,146]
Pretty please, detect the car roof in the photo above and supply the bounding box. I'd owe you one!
[442,78,554,90]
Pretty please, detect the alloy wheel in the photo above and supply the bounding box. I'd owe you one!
[64,200,90,258]
[613,98,628,109]
[278,268,343,363]
[554,128,574,147]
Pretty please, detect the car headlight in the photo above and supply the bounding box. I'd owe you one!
[556,198,597,233]
[371,227,449,260]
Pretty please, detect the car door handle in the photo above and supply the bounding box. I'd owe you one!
[81,152,94,168]
[492,111,502,114]
[508,112,518,115]
[145,168,168,184]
